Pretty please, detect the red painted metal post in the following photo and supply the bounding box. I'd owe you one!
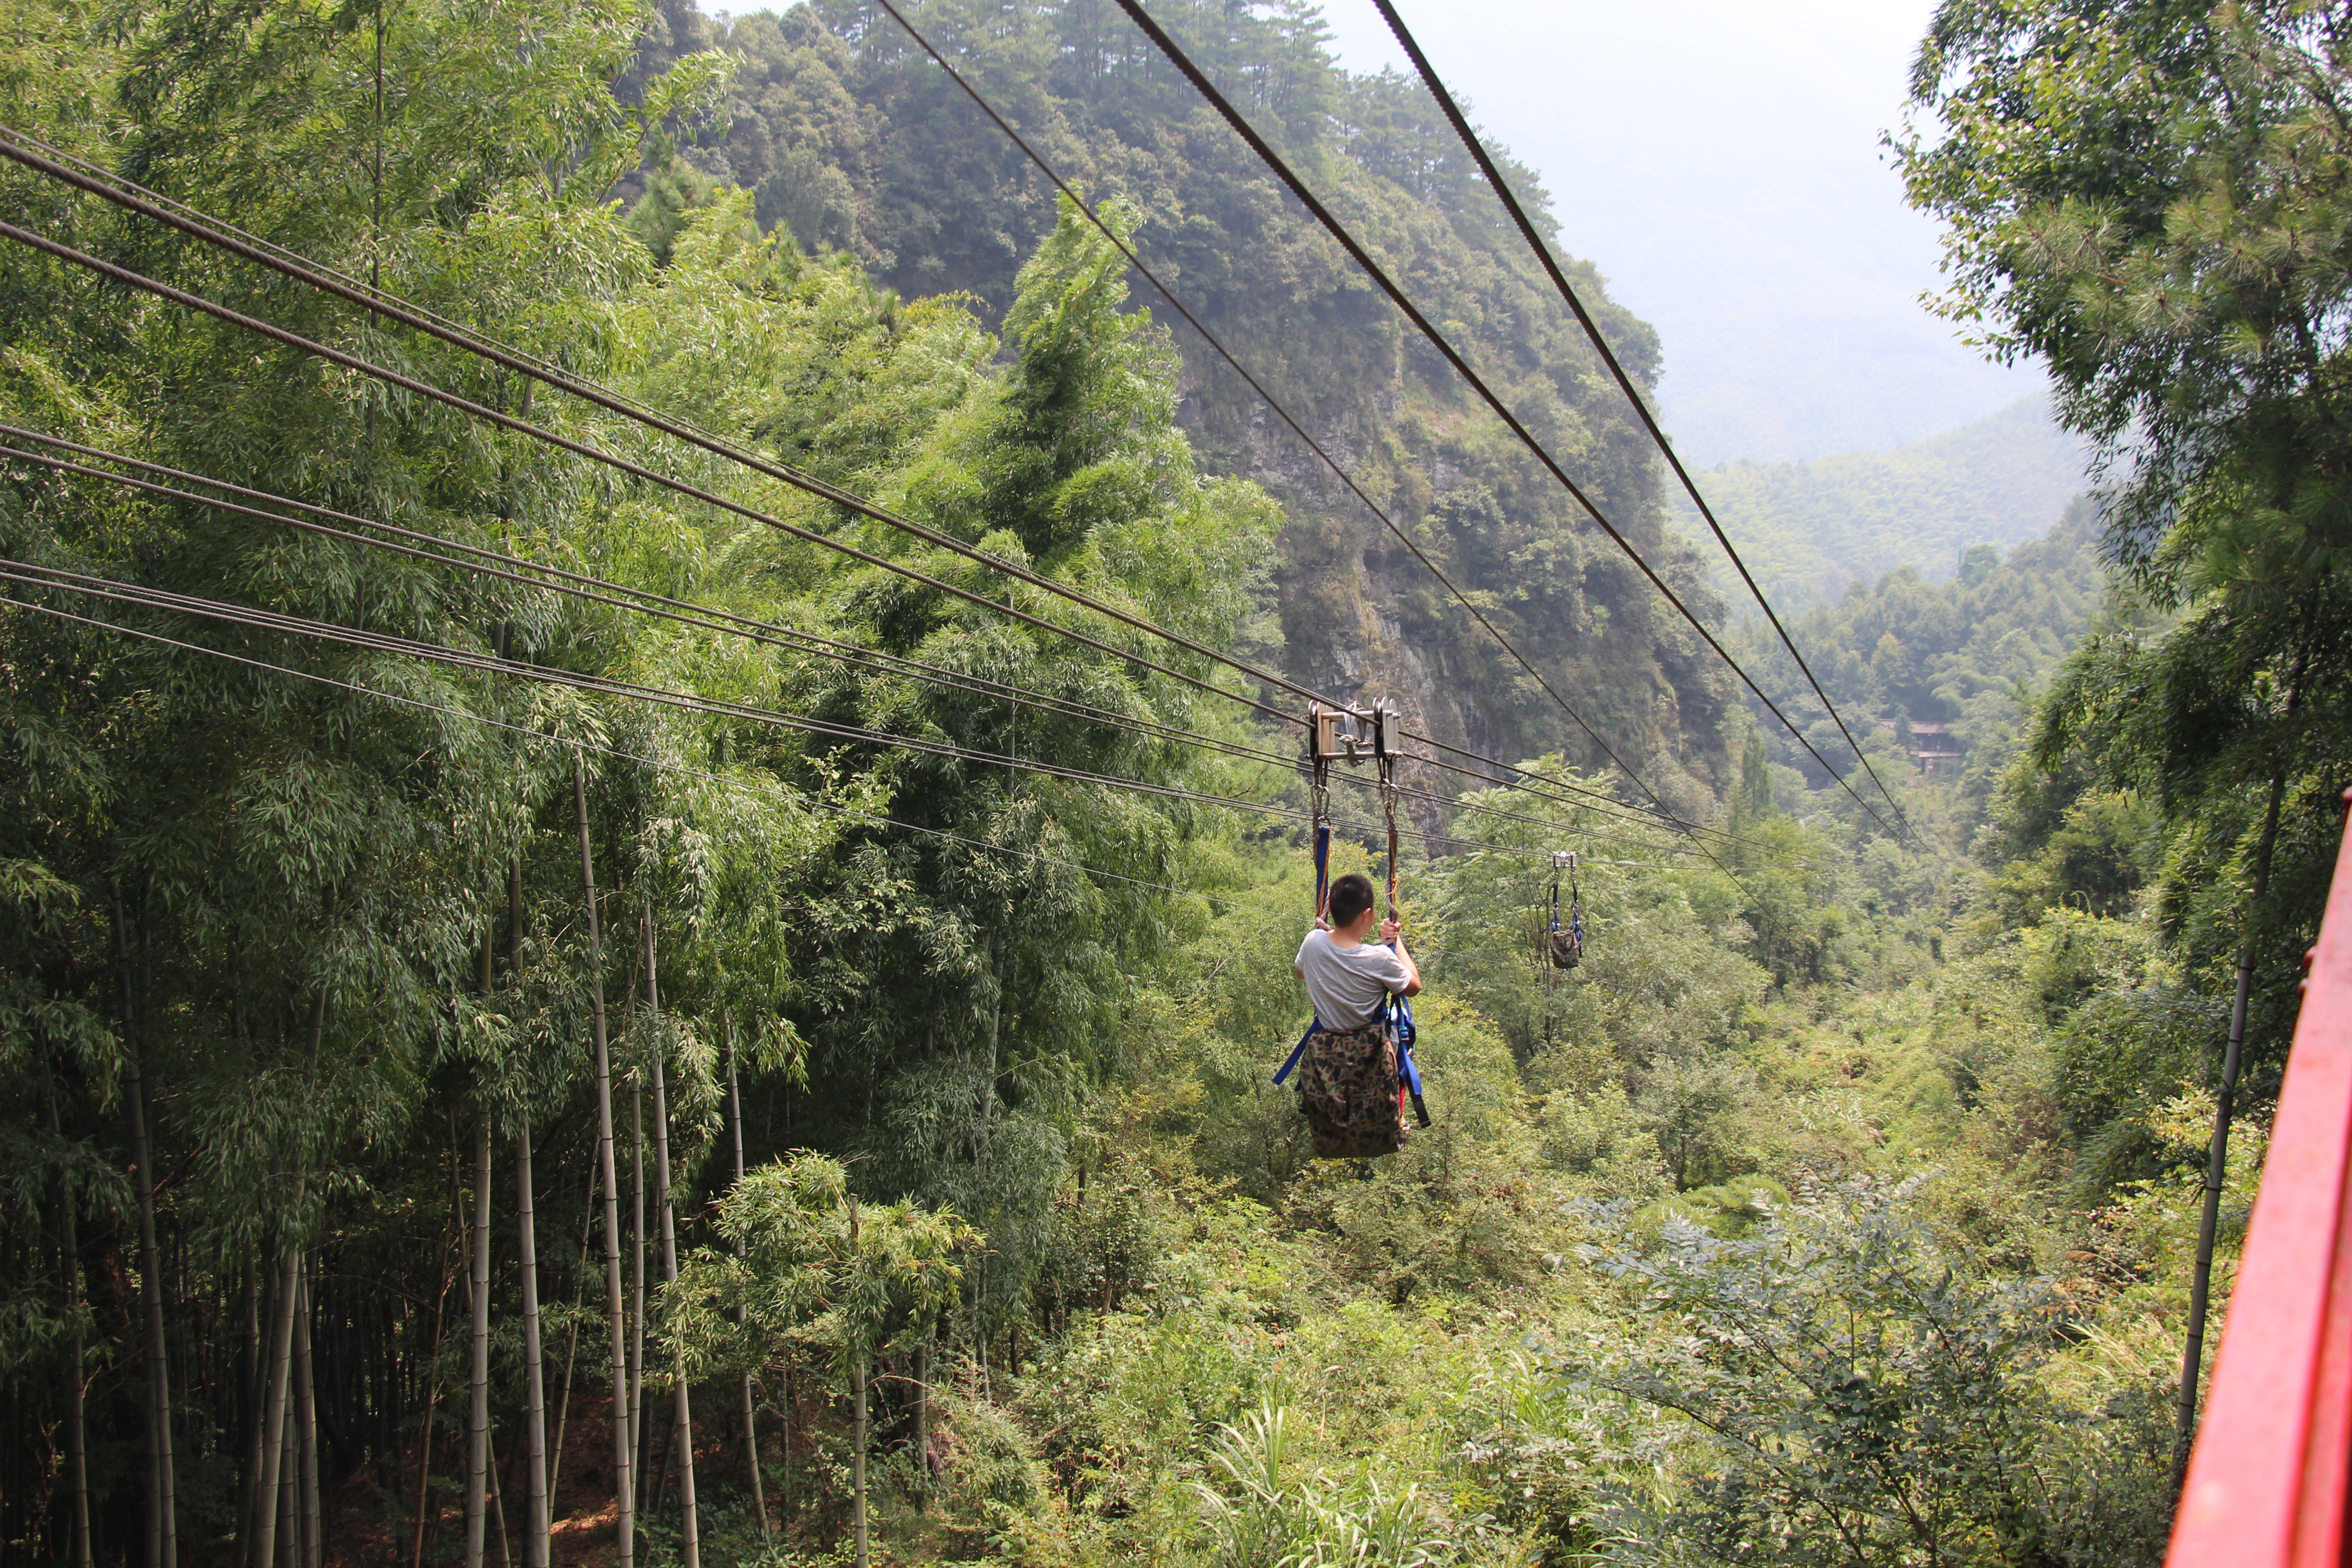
[2169,789,2352,1567]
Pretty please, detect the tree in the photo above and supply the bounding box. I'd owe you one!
[668,1152,977,1568]
[1582,1177,2175,1566]
[624,0,1739,784]
[1898,0,2352,970]
[1901,0,2352,1455]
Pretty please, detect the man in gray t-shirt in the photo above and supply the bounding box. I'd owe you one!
[1294,871,1422,1030]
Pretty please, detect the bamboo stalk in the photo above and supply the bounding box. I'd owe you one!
[573,753,633,1568]
[510,826,551,1566]
[644,1404,671,1518]
[49,1077,93,1568]
[545,1167,595,1508]
[726,1024,770,1540]
[644,915,701,1568]
[240,1259,268,1568]
[277,1396,297,1568]
[410,1161,457,1568]
[128,1052,180,1568]
[252,1242,302,1568]
[516,1121,550,1568]
[466,1111,492,1568]
[294,1258,320,1568]
[853,1355,869,1568]
[915,1329,932,1505]
[508,855,524,977]
[489,1424,512,1567]
[112,882,178,1568]
[630,1078,646,1509]
[851,1195,868,1568]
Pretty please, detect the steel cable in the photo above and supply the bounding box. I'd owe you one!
[1103,0,1903,839]
[0,127,1739,849]
[854,0,1727,860]
[0,205,1303,728]
[1364,0,1915,839]
[0,436,1288,764]
[0,558,1714,864]
[0,590,1244,904]
[4,586,1672,878]
[0,135,1347,719]
[0,133,1781,873]
[0,430,1752,855]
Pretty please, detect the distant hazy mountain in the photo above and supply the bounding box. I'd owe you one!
[1675,397,2090,610]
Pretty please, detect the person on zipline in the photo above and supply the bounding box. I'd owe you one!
[1292,872,1421,1155]
[1295,871,1422,1020]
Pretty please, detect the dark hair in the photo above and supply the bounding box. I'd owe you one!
[1328,872,1376,928]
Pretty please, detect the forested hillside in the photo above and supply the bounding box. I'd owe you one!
[1681,396,2090,607]
[4,2,2349,1568]
[620,0,1735,802]
[1734,497,2117,791]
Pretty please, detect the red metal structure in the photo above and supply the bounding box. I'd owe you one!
[2169,791,2352,1567]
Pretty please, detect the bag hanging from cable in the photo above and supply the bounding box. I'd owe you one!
[1548,850,1583,971]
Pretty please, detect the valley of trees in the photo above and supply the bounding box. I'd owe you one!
[1680,396,2089,608]
[2,2,2345,1567]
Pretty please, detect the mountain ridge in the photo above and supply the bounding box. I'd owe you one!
[1679,395,2091,610]
[627,0,1738,805]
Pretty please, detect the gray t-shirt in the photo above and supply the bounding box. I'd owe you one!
[1295,928,1411,1030]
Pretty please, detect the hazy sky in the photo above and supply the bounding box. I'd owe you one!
[1316,0,2045,465]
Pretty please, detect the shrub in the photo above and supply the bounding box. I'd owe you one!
[1576,1175,2173,1566]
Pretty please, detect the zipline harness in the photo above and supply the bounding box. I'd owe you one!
[1378,735,1429,1127]
[1275,702,1429,1137]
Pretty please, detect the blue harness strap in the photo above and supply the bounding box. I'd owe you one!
[1312,822,1332,918]
[1272,1018,1319,1086]
[1275,978,1430,1129]
[1391,994,1430,1126]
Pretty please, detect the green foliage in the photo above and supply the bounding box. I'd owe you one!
[1900,0,2352,1062]
[1582,1177,2175,1567]
[1732,498,2111,801]
[1646,1176,1790,1240]
[1682,396,2088,607]
[674,1151,977,1379]
[983,198,1181,568]
[929,1380,1056,1555]
[3,4,2333,1566]
[1977,788,2160,932]
[0,0,1286,1550]
[627,0,1737,785]
[1194,1404,1468,1568]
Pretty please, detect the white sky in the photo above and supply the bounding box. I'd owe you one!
[1317,0,2044,463]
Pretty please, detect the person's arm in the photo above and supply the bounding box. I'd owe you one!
[1380,917,1423,996]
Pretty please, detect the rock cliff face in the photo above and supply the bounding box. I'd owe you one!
[630,0,1737,803]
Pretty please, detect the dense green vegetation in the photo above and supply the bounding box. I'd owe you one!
[620,0,1738,800]
[1733,497,2118,795]
[1,2,2344,1567]
[1899,0,2352,1146]
[1682,396,2088,607]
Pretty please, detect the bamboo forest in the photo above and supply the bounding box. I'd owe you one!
[5,0,2349,1564]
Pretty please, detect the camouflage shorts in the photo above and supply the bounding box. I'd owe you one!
[1296,1019,1409,1159]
